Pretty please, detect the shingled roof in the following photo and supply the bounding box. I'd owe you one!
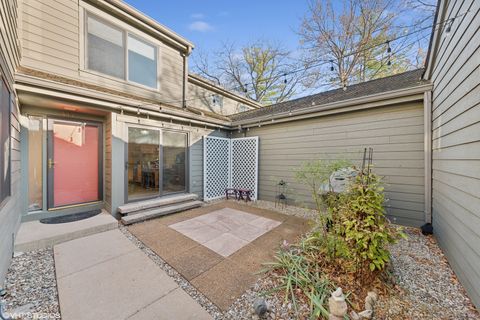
[230,69,427,122]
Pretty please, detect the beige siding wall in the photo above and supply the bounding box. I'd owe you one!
[0,0,21,284]
[188,81,255,115]
[236,102,425,227]
[430,0,480,308]
[20,0,184,107]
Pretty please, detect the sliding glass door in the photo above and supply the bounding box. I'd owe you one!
[126,127,187,201]
[127,127,160,201]
[162,131,187,194]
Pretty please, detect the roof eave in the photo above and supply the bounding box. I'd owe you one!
[188,74,262,109]
[423,0,447,80]
[231,83,433,127]
[15,73,230,128]
[92,0,194,53]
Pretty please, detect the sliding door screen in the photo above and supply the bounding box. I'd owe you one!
[162,131,187,193]
[127,127,160,200]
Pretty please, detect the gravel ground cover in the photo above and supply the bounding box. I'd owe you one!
[209,200,480,319]
[2,201,479,320]
[2,248,60,319]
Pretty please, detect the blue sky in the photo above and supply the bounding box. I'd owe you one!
[124,1,310,59]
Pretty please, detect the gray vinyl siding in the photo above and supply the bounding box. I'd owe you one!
[430,0,480,308]
[0,0,21,285]
[235,102,425,227]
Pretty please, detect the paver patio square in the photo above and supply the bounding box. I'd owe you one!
[203,233,249,257]
[222,208,260,224]
[248,216,282,231]
[229,223,269,242]
[171,223,224,244]
[128,287,212,320]
[168,245,223,280]
[191,259,256,310]
[168,219,206,233]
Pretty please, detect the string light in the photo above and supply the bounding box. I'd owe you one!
[124,12,467,111]
[283,73,288,84]
[445,17,455,35]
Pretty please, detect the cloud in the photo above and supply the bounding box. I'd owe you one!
[188,21,214,32]
[190,13,205,19]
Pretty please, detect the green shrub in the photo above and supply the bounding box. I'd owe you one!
[293,159,353,236]
[334,170,406,275]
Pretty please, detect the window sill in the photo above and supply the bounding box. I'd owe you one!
[79,69,161,94]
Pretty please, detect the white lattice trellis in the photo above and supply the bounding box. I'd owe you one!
[231,137,259,200]
[203,136,259,201]
[203,137,231,201]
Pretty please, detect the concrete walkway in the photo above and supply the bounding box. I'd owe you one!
[15,212,117,252]
[54,229,212,320]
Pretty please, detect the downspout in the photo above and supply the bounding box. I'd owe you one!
[424,90,433,224]
[182,47,192,109]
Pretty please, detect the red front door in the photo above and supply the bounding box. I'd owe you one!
[48,119,102,208]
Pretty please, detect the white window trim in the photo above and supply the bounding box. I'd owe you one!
[79,3,162,92]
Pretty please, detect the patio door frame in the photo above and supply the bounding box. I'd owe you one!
[124,124,189,203]
[47,117,104,210]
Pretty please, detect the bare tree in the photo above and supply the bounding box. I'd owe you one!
[193,41,302,105]
[299,0,428,88]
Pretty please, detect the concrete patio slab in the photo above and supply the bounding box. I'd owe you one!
[190,259,257,310]
[128,287,211,320]
[15,212,118,252]
[128,201,312,311]
[55,229,211,320]
[168,245,223,280]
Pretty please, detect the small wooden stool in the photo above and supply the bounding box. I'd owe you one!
[225,188,238,200]
[237,189,252,202]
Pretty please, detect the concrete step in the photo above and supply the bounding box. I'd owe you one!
[118,194,198,215]
[15,212,118,252]
[121,200,203,225]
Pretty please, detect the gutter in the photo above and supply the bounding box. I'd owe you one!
[424,91,433,224]
[188,74,262,109]
[15,74,231,129]
[423,0,448,80]
[95,0,194,53]
[231,83,433,127]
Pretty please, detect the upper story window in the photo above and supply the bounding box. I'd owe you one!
[87,15,125,79]
[128,35,157,88]
[238,104,249,112]
[86,14,158,89]
[211,94,223,108]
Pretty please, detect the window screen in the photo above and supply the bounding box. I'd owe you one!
[128,35,157,88]
[87,15,125,79]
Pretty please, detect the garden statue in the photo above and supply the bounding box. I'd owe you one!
[329,167,358,193]
[253,297,269,317]
[328,287,348,320]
